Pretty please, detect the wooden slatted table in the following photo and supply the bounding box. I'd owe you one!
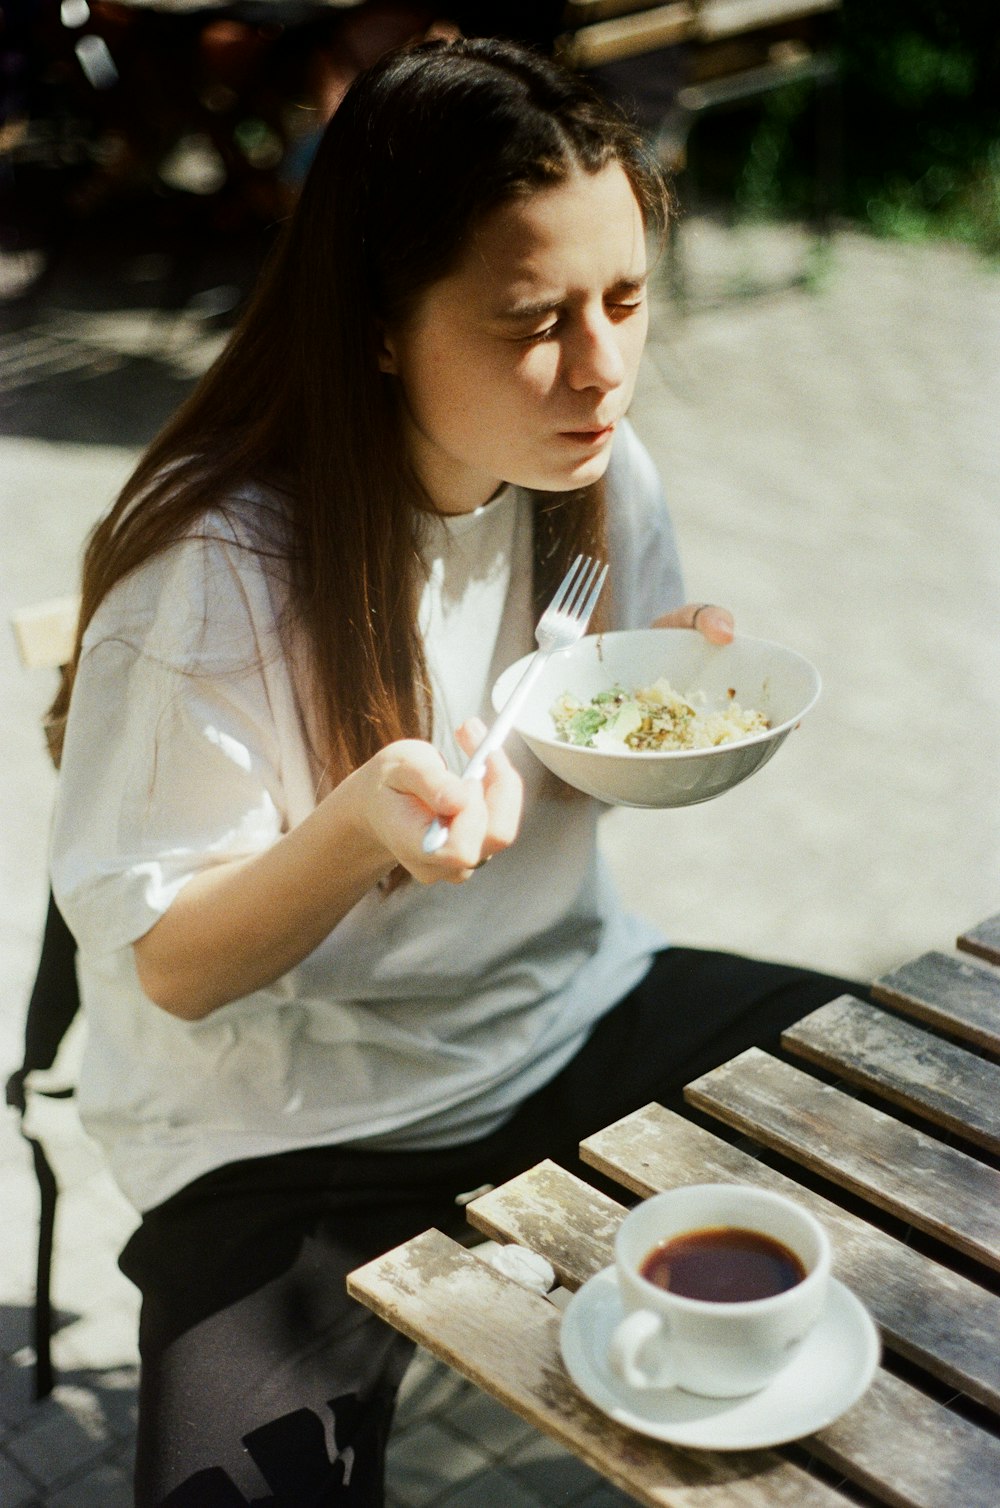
[348,916,1000,1507]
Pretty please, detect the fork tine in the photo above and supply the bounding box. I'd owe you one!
[576,561,609,627]
[547,554,589,618]
[564,556,602,619]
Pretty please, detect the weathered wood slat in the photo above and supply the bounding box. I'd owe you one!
[782,994,1000,1153]
[683,1049,1000,1271]
[872,951,1000,1055]
[348,1228,846,1507]
[467,1160,625,1290]
[803,1366,1000,1508]
[467,1161,1000,1508]
[958,914,1000,968]
[497,1134,1000,1413]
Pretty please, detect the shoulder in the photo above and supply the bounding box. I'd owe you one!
[82,486,291,671]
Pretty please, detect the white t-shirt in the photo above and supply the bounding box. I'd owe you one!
[51,421,685,1211]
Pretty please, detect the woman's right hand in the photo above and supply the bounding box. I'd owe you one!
[358,718,523,884]
[133,721,523,1018]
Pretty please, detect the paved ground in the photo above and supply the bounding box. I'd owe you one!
[1,207,997,1504]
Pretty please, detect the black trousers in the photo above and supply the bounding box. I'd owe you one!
[119,948,864,1507]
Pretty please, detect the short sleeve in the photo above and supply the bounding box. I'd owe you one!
[605,419,685,626]
[50,527,291,957]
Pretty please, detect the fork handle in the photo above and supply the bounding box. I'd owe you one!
[463,650,549,780]
[421,650,550,855]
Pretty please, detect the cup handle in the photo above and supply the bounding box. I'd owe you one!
[609,1309,678,1391]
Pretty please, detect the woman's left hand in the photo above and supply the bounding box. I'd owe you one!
[653,601,734,644]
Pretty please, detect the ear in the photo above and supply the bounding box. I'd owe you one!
[375,324,399,375]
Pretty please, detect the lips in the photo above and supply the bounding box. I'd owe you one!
[558,422,616,444]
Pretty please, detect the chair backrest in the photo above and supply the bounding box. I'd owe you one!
[11,594,80,768]
[11,594,81,674]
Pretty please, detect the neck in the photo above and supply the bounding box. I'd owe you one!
[404,416,500,516]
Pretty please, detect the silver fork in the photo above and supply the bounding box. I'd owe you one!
[422,553,609,855]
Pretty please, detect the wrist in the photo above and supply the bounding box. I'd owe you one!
[326,759,398,886]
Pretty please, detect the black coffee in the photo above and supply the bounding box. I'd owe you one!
[640,1225,806,1303]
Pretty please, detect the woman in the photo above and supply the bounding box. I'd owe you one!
[50,38,861,1506]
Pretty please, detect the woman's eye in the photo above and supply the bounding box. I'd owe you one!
[515,297,642,343]
[521,322,559,344]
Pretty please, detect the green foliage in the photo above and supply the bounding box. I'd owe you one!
[837,0,1000,253]
[707,1,1000,255]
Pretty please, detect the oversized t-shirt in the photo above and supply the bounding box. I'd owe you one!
[51,420,685,1211]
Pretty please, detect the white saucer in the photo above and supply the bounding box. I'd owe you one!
[559,1267,880,1450]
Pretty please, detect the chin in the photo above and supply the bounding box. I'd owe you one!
[527,450,615,494]
[562,449,615,489]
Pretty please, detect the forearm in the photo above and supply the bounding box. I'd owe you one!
[132,727,523,1019]
[133,766,393,1019]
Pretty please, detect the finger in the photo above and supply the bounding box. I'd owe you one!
[479,750,523,851]
[377,742,476,862]
[692,603,734,643]
[425,785,490,880]
[455,719,523,852]
[381,740,457,815]
[389,771,488,882]
[365,740,492,885]
[455,717,489,762]
[653,602,735,644]
[392,734,490,873]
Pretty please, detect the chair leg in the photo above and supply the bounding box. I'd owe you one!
[28,1134,58,1400]
[814,69,843,243]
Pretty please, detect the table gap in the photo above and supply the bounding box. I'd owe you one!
[875,1349,1000,1440]
[782,1442,885,1507]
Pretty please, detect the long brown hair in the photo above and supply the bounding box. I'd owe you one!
[51,38,669,776]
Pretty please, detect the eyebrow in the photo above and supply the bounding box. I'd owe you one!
[494,274,649,322]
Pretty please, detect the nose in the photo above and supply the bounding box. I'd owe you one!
[563,309,627,394]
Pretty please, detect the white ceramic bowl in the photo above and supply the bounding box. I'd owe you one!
[490,629,821,809]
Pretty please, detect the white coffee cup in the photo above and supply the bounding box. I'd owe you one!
[609,1184,831,1398]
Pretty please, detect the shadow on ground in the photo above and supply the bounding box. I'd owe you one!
[0,217,272,448]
